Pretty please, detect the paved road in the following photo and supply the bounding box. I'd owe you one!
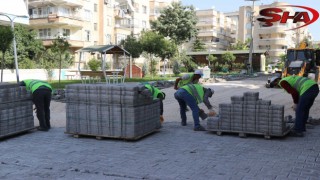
[1,78,320,180]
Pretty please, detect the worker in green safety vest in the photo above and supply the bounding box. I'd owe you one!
[20,79,52,131]
[277,75,319,137]
[174,69,203,90]
[174,83,215,131]
[142,84,166,124]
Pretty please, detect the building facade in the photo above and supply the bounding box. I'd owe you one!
[194,9,237,51]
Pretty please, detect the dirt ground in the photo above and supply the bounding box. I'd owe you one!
[46,76,320,128]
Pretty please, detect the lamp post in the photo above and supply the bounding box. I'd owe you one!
[245,0,259,74]
[0,13,28,83]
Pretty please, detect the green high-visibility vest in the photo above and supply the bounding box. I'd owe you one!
[144,84,164,100]
[177,73,194,88]
[279,76,316,96]
[23,79,52,93]
[181,84,204,104]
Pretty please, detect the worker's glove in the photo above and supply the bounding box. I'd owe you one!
[292,104,297,111]
[207,109,216,117]
[160,115,164,124]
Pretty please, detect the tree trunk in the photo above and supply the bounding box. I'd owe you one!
[59,54,62,89]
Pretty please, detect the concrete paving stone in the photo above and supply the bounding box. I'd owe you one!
[3,78,320,179]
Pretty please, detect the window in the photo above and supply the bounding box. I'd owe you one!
[142,5,147,14]
[84,9,91,21]
[105,34,111,44]
[142,20,146,28]
[39,28,51,38]
[246,22,251,29]
[85,30,91,41]
[282,46,287,49]
[134,3,139,13]
[94,23,97,31]
[246,10,251,18]
[63,29,70,37]
[94,4,98,12]
[94,41,98,45]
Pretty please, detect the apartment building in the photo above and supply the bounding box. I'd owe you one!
[237,1,311,62]
[195,9,237,51]
[149,0,178,21]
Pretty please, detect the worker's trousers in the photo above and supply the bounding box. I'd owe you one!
[296,85,319,132]
[32,88,52,129]
[174,88,200,128]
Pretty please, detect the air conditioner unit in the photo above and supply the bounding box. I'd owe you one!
[104,0,110,5]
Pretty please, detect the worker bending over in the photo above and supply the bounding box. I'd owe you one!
[278,76,319,137]
[174,69,203,90]
[142,84,166,124]
[174,84,215,131]
[20,79,52,131]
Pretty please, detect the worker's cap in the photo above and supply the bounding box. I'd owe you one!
[194,70,203,77]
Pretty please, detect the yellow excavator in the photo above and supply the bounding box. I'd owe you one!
[266,42,320,88]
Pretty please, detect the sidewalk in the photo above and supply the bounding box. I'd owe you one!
[1,79,320,179]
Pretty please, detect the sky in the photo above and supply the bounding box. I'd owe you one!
[181,0,320,41]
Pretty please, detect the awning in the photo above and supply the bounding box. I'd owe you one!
[77,45,130,55]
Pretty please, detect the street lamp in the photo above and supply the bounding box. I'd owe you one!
[0,13,28,83]
[245,0,259,74]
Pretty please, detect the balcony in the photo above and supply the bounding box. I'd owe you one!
[258,26,287,34]
[198,30,217,37]
[39,36,84,48]
[197,21,216,27]
[30,14,83,28]
[196,10,217,17]
[259,38,287,46]
[28,0,82,7]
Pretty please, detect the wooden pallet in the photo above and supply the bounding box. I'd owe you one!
[207,124,294,139]
[0,127,37,140]
[65,129,160,141]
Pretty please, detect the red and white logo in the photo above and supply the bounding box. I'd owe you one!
[257,5,319,31]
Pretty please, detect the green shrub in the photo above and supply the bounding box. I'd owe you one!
[87,58,101,71]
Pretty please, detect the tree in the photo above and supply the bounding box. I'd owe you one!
[120,35,143,62]
[0,26,13,82]
[229,39,250,50]
[207,54,218,71]
[151,2,198,46]
[192,38,206,52]
[140,30,171,77]
[222,52,236,70]
[174,51,197,72]
[42,36,72,86]
[13,25,44,69]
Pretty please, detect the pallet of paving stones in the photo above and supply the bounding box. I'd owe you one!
[65,128,160,141]
[65,83,161,140]
[207,91,294,139]
[0,83,34,138]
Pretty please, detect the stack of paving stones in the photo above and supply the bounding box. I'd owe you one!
[65,84,160,140]
[207,91,292,137]
[0,83,33,137]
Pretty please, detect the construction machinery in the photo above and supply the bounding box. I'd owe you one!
[266,42,320,88]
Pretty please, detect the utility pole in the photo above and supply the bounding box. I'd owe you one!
[245,0,259,74]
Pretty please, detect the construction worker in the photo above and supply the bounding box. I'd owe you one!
[20,79,52,131]
[277,76,319,137]
[174,83,215,131]
[142,83,166,124]
[174,69,203,90]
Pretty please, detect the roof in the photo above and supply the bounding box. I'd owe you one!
[77,45,130,55]
[187,50,267,56]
